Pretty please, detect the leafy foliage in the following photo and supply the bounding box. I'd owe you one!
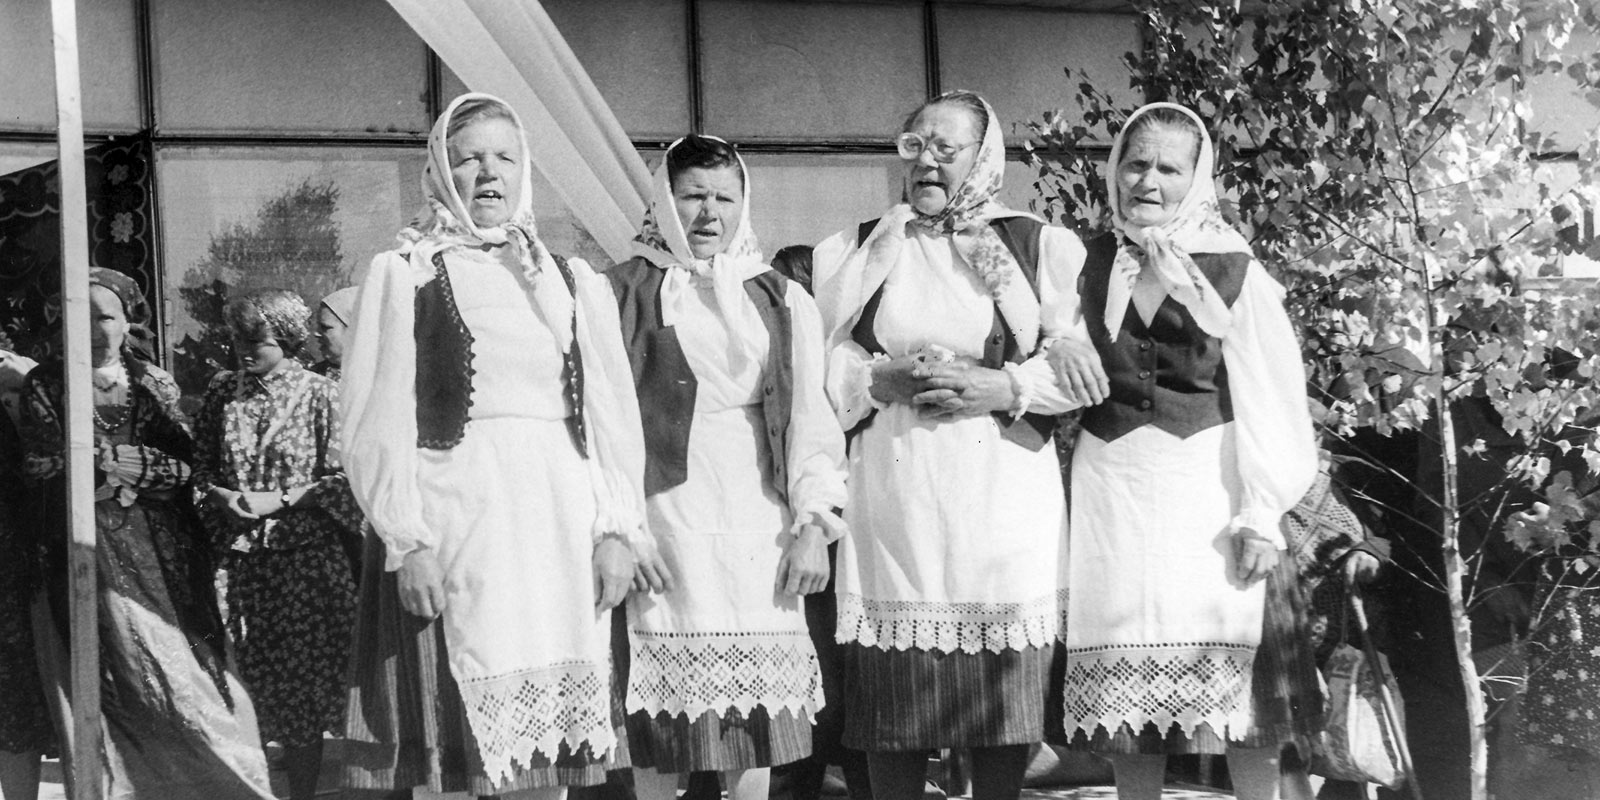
[1026,0,1600,513]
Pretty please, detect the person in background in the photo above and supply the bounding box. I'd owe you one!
[0,343,52,800]
[812,90,1099,800]
[310,286,359,381]
[765,244,871,800]
[339,92,655,800]
[309,286,364,583]
[608,134,845,800]
[19,268,273,799]
[192,288,362,800]
[1054,102,1317,800]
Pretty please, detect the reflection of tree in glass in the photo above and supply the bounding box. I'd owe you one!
[172,179,348,407]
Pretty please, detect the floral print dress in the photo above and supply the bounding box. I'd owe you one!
[193,362,362,748]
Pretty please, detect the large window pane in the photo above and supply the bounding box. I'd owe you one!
[700,1,926,142]
[742,153,903,251]
[156,146,426,400]
[0,0,142,131]
[152,0,429,134]
[544,0,692,139]
[938,8,1139,143]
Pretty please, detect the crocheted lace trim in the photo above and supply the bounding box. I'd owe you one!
[837,590,1068,654]
[1060,644,1256,739]
[455,661,616,786]
[626,631,824,719]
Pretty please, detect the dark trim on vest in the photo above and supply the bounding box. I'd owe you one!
[415,252,475,450]
[847,215,1056,451]
[415,251,588,454]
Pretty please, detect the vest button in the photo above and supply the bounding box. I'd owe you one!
[991,334,1003,345]
[1138,370,1151,380]
[764,385,775,395]
[1138,341,1151,351]
[1138,399,1152,410]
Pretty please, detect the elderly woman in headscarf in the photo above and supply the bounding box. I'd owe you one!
[191,288,361,800]
[19,268,274,799]
[339,92,653,800]
[310,286,359,381]
[606,135,846,800]
[1053,103,1317,800]
[811,90,1101,800]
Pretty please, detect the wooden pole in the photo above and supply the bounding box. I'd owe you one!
[49,0,103,797]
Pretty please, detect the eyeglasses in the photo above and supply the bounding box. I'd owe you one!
[896,132,979,164]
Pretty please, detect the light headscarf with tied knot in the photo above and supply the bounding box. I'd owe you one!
[397,92,574,353]
[632,135,767,373]
[1105,102,1254,341]
[820,91,1044,358]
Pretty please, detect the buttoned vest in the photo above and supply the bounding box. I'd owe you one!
[1077,233,1249,442]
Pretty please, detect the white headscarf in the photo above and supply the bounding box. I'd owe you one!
[632,135,767,370]
[1104,102,1254,340]
[397,92,575,353]
[820,91,1044,357]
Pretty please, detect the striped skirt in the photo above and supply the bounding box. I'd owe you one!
[340,533,629,795]
[842,643,1058,752]
[626,707,812,772]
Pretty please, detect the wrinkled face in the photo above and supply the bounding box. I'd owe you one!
[448,116,523,228]
[671,165,745,259]
[89,285,128,368]
[232,328,286,376]
[1116,123,1198,228]
[902,103,983,217]
[315,306,349,366]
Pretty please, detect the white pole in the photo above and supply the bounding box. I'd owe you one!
[49,0,103,797]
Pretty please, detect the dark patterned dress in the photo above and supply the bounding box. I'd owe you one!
[192,363,361,749]
[20,357,273,798]
[1519,556,1600,761]
[0,407,55,756]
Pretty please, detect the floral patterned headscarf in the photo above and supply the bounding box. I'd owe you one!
[830,91,1043,356]
[1104,102,1255,340]
[398,92,573,352]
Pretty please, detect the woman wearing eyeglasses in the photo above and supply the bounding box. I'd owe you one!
[811,91,1104,800]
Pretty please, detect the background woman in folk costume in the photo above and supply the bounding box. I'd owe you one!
[191,288,361,800]
[812,90,1101,800]
[1054,103,1317,800]
[339,92,655,799]
[19,268,274,799]
[607,135,846,800]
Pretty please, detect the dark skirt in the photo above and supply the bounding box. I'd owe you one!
[627,707,811,772]
[341,531,629,795]
[842,643,1056,752]
[228,537,357,748]
[0,506,55,756]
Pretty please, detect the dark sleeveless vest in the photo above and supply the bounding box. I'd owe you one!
[414,250,588,454]
[848,216,1057,451]
[1077,233,1250,443]
[607,256,796,499]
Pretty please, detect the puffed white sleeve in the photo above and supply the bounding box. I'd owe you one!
[568,258,652,557]
[812,228,884,431]
[783,283,849,542]
[1005,224,1091,415]
[341,250,431,571]
[1221,261,1318,549]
